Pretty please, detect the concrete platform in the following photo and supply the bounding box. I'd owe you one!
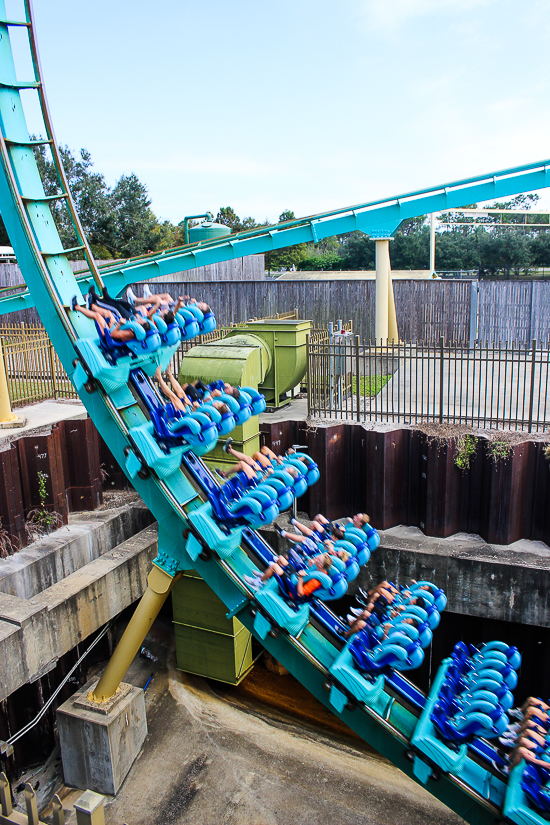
[0,399,87,441]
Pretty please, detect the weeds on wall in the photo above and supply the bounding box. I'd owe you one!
[0,522,19,558]
[453,434,477,471]
[25,470,62,541]
[486,440,512,464]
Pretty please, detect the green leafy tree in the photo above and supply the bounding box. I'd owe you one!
[215,206,260,234]
[107,174,159,257]
[265,210,308,270]
[33,143,113,257]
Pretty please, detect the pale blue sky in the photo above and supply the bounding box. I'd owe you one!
[9,0,550,224]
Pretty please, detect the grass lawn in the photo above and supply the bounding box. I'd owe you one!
[352,374,390,397]
[8,378,75,406]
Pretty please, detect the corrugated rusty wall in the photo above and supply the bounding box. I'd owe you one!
[260,421,550,546]
[0,420,113,551]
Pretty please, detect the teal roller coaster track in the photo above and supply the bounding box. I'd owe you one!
[0,4,548,823]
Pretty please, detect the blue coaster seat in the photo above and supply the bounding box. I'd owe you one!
[286,451,320,486]
[349,628,425,675]
[207,482,278,529]
[328,641,385,712]
[186,501,244,560]
[411,658,469,780]
[176,307,201,340]
[410,581,448,612]
[240,386,266,415]
[504,762,550,825]
[252,577,310,640]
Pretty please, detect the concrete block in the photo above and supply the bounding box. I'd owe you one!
[57,678,147,795]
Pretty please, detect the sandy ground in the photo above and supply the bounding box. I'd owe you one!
[86,620,466,825]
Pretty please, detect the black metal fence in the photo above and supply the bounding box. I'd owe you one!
[307,336,550,432]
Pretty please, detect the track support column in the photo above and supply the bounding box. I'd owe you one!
[89,565,181,703]
[374,235,398,343]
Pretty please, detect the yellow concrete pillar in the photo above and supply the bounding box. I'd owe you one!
[89,566,182,703]
[375,238,398,344]
[388,268,399,343]
[375,239,390,344]
[0,339,25,428]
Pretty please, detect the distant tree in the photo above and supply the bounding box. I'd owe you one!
[265,210,308,270]
[106,174,159,258]
[340,234,375,270]
[477,229,532,278]
[398,215,428,236]
[278,210,296,223]
[529,232,550,267]
[33,143,113,257]
[215,206,260,234]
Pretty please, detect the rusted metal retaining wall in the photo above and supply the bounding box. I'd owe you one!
[260,421,550,546]
[0,418,113,551]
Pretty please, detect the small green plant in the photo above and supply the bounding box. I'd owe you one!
[454,434,477,471]
[487,440,511,464]
[25,470,63,540]
[544,444,550,461]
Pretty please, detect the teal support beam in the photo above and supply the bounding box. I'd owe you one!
[1,160,549,316]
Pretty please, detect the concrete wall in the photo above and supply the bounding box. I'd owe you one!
[0,516,158,703]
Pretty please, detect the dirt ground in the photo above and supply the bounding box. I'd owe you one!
[49,618,466,825]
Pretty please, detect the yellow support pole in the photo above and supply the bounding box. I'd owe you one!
[388,267,399,343]
[0,339,25,428]
[375,239,390,344]
[374,237,399,344]
[89,566,181,703]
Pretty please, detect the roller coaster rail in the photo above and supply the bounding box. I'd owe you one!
[0,4,546,824]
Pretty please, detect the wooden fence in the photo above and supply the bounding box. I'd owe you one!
[0,324,77,407]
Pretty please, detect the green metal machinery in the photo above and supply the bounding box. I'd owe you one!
[179,318,311,465]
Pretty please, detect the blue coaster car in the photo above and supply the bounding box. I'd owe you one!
[410,581,447,612]
[185,501,244,560]
[181,302,217,334]
[283,454,319,487]
[343,554,361,581]
[286,569,342,602]
[149,313,182,347]
[286,451,320,486]
[269,467,307,501]
[252,577,310,640]
[328,640,385,713]
[339,529,370,566]
[151,407,218,456]
[504,762,550,825]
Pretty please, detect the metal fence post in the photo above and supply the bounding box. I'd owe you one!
[74,790,106,825]
[306,334,311,417]
[25,783,39,825]
[439,336,445,423]
[355,335,361,422]
[469,281,478,348]
[528,338,537,433]
[48,340,58,399]
[53,794,65,825]
[0,772,12,816]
